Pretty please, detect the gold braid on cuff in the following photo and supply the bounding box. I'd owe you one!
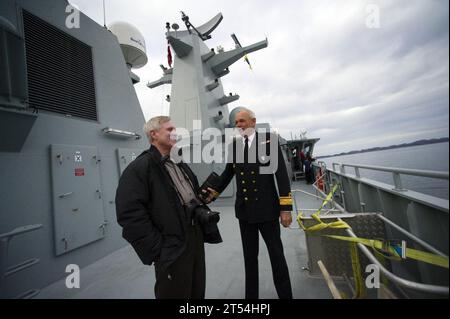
[279,195,293,206]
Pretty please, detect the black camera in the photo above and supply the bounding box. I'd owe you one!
[186,199,220,233]
[198,172,221,203]
[186,199,222,243]
[194,205,220,232]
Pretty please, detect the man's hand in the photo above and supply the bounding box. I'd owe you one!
[201,187,219,204]
[280,211,292,228]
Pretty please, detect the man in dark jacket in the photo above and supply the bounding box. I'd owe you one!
[204,108,293,299]
[115,116,221,299]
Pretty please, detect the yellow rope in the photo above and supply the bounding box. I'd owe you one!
[325,235,449,269]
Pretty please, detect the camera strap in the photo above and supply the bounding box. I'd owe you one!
[164,159,199,208]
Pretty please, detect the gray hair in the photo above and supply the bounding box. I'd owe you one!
[237,107,256,119]
[143,116,171,141]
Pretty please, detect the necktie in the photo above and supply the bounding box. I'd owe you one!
[244,135,249,163]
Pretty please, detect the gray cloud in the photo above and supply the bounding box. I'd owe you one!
[71,0,449,156]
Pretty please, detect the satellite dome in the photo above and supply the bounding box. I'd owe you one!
[108,21,148,69]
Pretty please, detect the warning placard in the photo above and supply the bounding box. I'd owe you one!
[75,168,85,176]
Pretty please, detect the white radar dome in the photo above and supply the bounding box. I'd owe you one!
[108,21,148,69]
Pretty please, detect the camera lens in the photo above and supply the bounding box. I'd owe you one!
[194,206,220,230]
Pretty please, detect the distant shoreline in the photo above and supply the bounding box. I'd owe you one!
[316,137,449,159]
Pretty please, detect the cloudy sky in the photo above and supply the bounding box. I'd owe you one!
[71,0,449,156]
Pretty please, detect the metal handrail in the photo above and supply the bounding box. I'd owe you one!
[309,183,449,295]
[0,224,42,240]
[319,163,449,246]
[332,163,449,180]
[323,162,449,214]
[0,224,43,298]
[376,214,447,258]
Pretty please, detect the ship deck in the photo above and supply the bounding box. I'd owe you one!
[37,181,349,299]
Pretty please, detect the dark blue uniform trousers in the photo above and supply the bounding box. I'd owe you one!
[239,219,293,299]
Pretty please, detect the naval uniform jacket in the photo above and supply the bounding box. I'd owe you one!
[215,132,293,223]
[115,146,221,267]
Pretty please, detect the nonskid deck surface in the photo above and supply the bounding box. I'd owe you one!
[37,181,345,299]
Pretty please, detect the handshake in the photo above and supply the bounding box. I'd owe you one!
[198,172,221,204]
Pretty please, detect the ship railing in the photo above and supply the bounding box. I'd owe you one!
[330,162,449,191]
[293,162,449,296]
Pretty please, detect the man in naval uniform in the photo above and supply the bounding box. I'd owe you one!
[205,107,293,299]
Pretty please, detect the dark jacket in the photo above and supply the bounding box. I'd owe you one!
[216,132,293,223]
[115,146,221,267]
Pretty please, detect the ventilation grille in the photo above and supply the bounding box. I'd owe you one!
[23,10,97,121]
